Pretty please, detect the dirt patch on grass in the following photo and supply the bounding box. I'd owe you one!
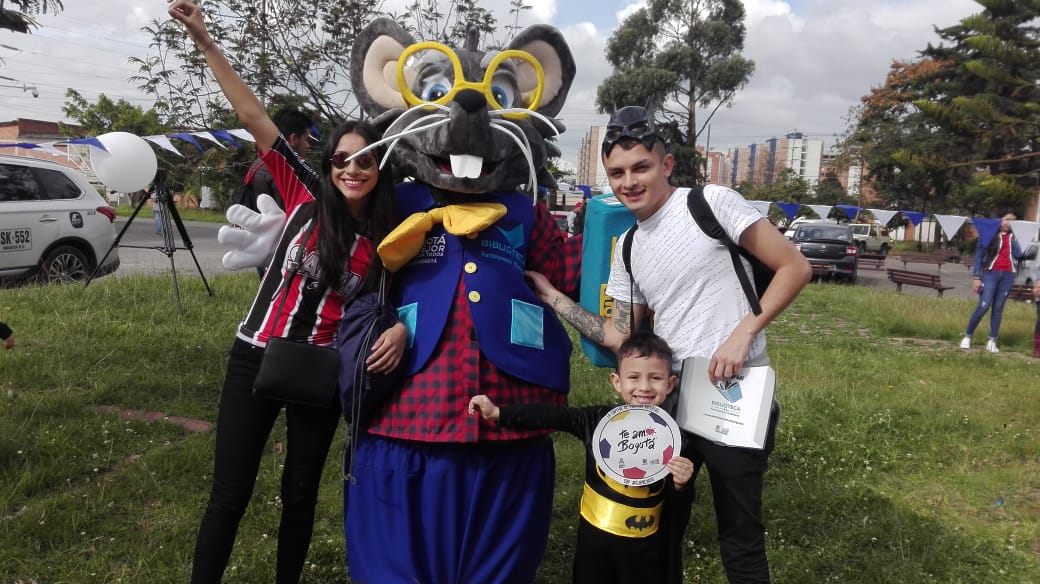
[94,405,213,433]
[887,337,1039,361]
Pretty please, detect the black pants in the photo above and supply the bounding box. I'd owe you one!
[190,339,341,584]
[572,518,665,584]
[676,402,780,584]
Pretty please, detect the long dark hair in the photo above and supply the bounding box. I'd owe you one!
[314,120,396,293]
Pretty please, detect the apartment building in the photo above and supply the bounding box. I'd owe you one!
[705,150,730,186]
[575,126,608,190]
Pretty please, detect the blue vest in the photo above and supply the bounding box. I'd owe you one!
[392,182,571,393]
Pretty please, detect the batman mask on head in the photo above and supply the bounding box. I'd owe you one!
[601,105,661,157]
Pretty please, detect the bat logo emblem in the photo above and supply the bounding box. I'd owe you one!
[625,514,655,531]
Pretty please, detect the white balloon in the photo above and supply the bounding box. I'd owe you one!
[89,132,158,192]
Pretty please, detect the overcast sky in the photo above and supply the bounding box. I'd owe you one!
[0,0,982,166]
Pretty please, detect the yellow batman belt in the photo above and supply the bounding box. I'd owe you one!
[579,483,662,538]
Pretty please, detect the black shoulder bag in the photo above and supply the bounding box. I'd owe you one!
[254,217,340,409]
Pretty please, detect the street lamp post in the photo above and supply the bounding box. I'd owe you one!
[0,74,37,97]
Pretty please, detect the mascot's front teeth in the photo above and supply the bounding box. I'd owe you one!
[450,154,483,179]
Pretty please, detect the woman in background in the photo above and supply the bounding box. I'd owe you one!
[959,212,1022,354]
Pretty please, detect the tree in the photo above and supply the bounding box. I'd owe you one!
[131,0,380,130]
[915,0,1040,211]
[0,0,62,34]
[768,169,811,204]
[131,0,534,132]
[656,118,703,187]
[837,58,969,215]
[61,90,167,137]
[121,0,541,205]
[839,0,1040,217]
[812,170,853,206]
[61,89,250,207]
[113,1,545,206]
[734,179,765,201]
[596,0,754,181]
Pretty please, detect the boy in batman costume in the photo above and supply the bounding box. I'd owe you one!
[470,333,696,584]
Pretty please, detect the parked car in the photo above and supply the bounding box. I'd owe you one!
[0,154,120,284]
[782,217,833,240]
[791,222,858,282]
[849,222,892,255]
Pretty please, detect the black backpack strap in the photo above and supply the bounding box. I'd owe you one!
[687,187,763,316]
[620,225,639,333]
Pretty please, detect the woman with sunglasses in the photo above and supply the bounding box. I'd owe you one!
[169,2,406,583]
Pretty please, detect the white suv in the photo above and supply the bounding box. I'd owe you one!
[0,154,120,283]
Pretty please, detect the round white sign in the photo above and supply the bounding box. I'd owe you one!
[592,404,683,487]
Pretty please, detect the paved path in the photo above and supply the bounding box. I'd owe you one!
[105,221,987,303]
[105,216,231,280]
[855,255,977,301]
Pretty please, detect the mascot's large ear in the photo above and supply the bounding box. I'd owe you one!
[350,18,417,117]
[507,25,576,118]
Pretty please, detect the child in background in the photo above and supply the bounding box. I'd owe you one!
[468,332,695,584]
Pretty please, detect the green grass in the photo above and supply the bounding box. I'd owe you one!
[1,276,1038,582]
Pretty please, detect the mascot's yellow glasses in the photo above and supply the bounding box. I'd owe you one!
[396,41,545,120]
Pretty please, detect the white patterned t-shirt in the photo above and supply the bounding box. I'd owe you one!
[605,185,766,371]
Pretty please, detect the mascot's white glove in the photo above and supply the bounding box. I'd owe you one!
[217,193,285,271]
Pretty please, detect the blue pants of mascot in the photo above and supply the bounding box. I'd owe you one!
[344,433,555,584]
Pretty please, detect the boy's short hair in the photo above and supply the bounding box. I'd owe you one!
[616,332,673,369]
[272,108,314,139]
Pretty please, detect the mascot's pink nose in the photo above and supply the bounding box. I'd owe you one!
[455,88,487,113]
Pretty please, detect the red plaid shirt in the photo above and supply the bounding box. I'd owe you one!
[367,202,568,442]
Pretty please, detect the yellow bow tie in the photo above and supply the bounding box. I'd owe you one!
[377,202,507,272]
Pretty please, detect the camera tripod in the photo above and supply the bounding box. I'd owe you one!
[86,170,214,312]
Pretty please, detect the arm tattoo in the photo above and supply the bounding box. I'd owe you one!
[613,300,632,335]
[553,294,607,343]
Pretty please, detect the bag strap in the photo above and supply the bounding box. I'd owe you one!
[686,187,763,316]
[243,158,264,185]
[343,267,391,484]
[621,225,639,334]
[269,213,320,340]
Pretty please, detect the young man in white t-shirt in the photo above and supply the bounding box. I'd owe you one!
[526,105,811,583]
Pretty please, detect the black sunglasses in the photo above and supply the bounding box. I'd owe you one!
[330,151,377,171]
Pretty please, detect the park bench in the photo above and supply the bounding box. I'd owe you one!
[898,253,948,270]
[931,248,961,263]
[858,255,887,270]
[886,268,954,297]
[1009,283,1036,303]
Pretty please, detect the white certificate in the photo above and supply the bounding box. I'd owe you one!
[676,357,776,449]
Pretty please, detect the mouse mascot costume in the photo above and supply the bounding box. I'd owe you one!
[342,17,576,584]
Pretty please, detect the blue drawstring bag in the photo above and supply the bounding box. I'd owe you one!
[338,285,405,430]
